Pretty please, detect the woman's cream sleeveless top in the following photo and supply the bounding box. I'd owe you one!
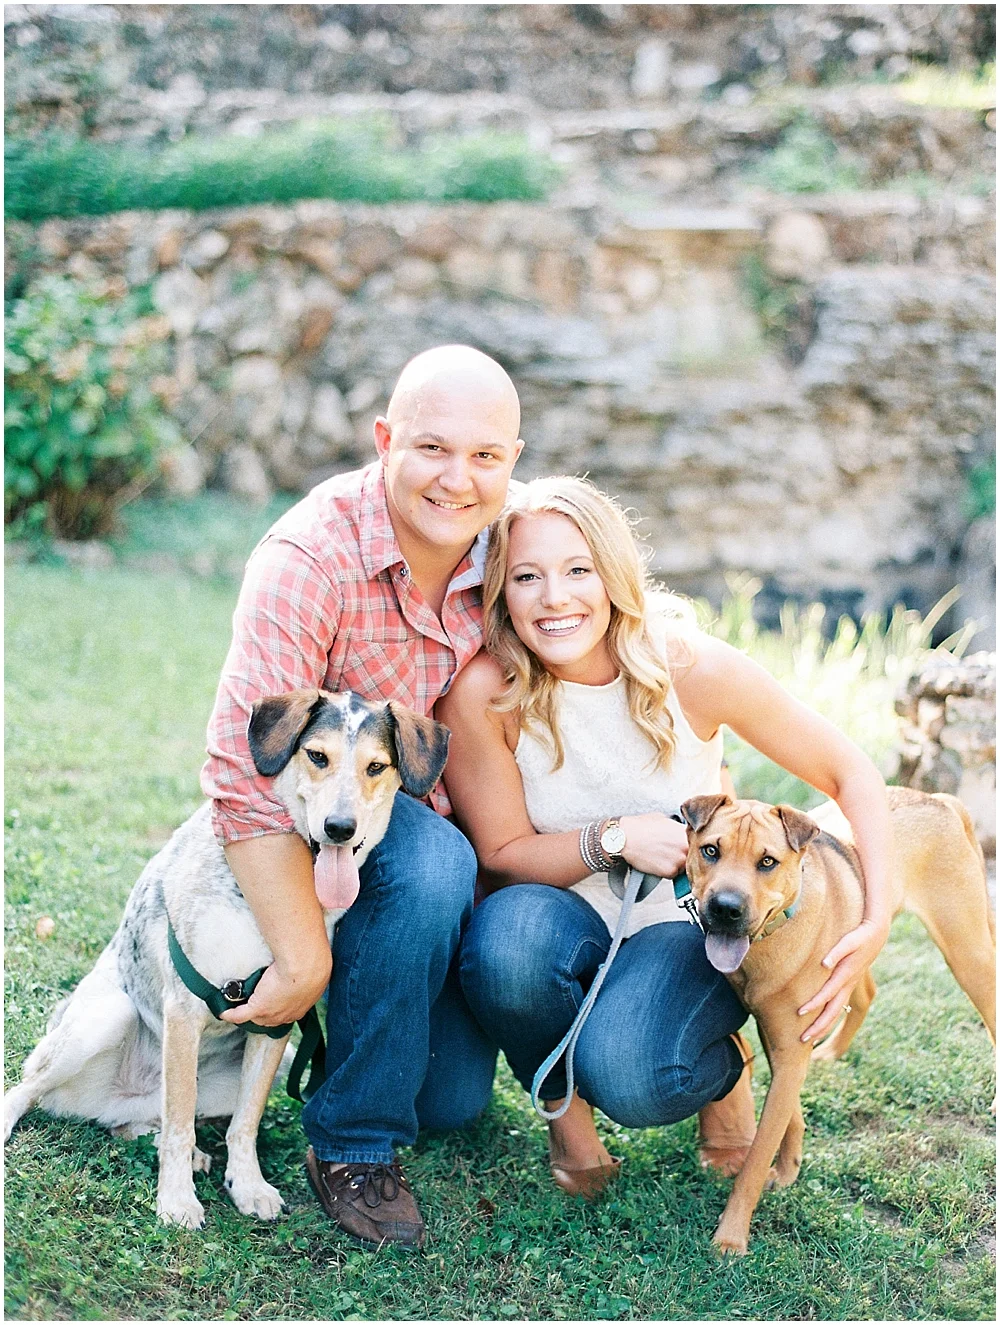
[514,658,723,939]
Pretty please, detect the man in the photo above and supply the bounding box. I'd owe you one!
[201,345,523,1248]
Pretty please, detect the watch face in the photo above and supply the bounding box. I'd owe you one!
[600,823,627,856]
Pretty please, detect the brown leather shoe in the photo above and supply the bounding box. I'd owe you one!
[305,1148,425,1248]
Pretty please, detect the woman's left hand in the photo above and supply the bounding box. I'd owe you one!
[797,918,891,1043]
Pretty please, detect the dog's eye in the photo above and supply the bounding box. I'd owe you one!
[366,761,387,777]
[306,749,328,768]
[758,855,778,870]
[700,844,719,860]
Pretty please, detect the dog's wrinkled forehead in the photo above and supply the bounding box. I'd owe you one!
[716,803,786,849]
[301,693,392,750]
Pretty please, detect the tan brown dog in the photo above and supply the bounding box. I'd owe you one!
[680,786,996,1257]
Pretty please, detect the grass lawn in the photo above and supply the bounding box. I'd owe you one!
[4,562,996,1321]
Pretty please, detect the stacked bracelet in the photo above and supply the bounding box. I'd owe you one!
[579,819,615,874]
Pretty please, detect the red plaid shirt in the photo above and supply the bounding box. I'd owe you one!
[201,461,487,843]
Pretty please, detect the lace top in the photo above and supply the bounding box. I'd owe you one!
[514,646,723,938]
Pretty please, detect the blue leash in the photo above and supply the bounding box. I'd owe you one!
[530,863,701,1121]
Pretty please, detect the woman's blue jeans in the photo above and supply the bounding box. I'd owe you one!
[301,792,499,1164]
[459,884,748,1127]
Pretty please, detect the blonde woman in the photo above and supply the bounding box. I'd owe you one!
[439,477,891,1197]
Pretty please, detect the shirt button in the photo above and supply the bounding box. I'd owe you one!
[399,566,409,579]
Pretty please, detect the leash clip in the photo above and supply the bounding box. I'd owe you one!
[678,893,704,931]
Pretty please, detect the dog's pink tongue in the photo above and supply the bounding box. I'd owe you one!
[314,845,360,911]
[705,933,751,973]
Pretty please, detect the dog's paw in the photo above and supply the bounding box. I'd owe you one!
[712,1225,749,1258]
[810,1039,842,1063]
[192,1146,212,1174]
[156,1189,206,1230]
[224,1173,286,1221]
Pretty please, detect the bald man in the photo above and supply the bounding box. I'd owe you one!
[201,346,524,1247]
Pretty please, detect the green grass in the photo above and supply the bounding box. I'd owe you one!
[4,121,561,221]
[5,558,995,1320]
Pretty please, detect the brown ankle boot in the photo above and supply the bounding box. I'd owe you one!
[697,1032,756,1176]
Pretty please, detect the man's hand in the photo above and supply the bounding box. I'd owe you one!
[219,953,331,1027]
[797,918,890,1042]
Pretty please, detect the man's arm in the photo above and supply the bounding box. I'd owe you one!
[220,835,331,1026]
[202,536,342,1024]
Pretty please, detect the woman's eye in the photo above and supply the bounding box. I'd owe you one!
[306,749,328,768]
[701,844,719,860]
[759,856,777,870]
[569,566,591,576]
[367,761,387,777]
[513,572,537,583]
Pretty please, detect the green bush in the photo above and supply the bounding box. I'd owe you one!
[964,456,996,520]
[4,122,561,221]
[751,117,864,194]
[4,275,182,539]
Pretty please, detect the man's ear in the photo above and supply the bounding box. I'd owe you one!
[388,703,451,798]
[373,416,392,464]
[248,689,324,777]
[680,794,732,833]
[774,804,821,853]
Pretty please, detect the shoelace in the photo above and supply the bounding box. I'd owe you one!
[342,1162,402,1208]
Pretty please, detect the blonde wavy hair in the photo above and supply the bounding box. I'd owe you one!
[483,476,693,772]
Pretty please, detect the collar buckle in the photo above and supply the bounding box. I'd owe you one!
[221,978,246,1003]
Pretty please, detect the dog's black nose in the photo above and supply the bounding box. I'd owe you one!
[704,890,750,931]
[324,816,357,844]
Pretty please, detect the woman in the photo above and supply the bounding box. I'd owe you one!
[439,477,892,1197]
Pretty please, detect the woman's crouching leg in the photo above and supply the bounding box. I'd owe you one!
[574,922,748,1128]
[459,884,610,1101]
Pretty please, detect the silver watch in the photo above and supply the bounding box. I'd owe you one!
[599,817,627,858]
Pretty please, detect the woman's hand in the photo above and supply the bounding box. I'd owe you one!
[618,813,689,879]
[797,918,890,1043]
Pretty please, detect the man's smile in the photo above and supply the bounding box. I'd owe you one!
[424,496,476,511]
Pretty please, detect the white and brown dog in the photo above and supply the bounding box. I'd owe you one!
[4,689,449,1229]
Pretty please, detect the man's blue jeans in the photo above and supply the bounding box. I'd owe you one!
[459,884,748,1127]
[301,792,498,1164]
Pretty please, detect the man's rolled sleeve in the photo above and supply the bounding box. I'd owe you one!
[201,537,341,845]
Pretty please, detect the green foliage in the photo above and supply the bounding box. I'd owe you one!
[5,563,994,1320]
[895,62,996,110]
[703,575,976,807]
[741,253,803,344]
[751,117,865,194]
[964,456,996,520]
[4,122,561,221]
[4,275,181,539]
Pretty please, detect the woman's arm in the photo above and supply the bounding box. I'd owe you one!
[438,655,688,891]
[675,635,893,1042]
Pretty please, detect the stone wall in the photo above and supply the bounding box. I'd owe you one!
[5,4,995,134]
[896,652,996,858]
[9,196,993,631]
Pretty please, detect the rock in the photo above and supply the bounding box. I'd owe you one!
[765,212,832,282]
[220,445,273,504]
[183,229,230,271]
[153,266,207,337]
[958,516,996,652]
[52,540,115,570]
[309,383,353,446]
[341,223,401,276]
[35,916,56,940]
[631,39,671,100]
[159,442,206,498]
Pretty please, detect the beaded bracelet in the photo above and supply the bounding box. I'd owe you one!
[579,819,614,874]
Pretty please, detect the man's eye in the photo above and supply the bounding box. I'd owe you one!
[367,761,387,777]
[759,855,778,870]
[701,844,719,860]
[306,749,328,768]
[477,451,499,461]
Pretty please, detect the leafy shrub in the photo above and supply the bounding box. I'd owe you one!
[750,117,864,194]
[702,575,974,807]
[4,121,560,221]
[964,456,996,520]
[5,275,182,539]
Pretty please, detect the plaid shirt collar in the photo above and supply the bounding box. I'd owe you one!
[358,461,487,590]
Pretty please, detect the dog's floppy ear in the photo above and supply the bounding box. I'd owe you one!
[774,804,821,853]
[680,794,731,833]
[388,703,451,799]
[248,689,324,777]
